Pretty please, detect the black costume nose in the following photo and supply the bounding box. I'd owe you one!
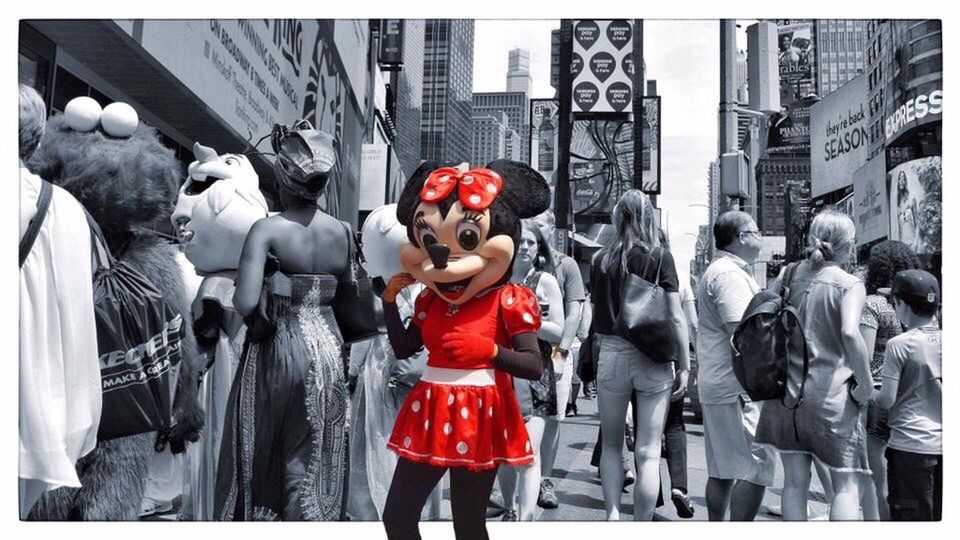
[427,243,451,270]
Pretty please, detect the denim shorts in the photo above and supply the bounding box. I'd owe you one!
[596,334,674,396]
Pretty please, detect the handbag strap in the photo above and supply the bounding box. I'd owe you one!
[19,179,53,268]
[338,220,360,290]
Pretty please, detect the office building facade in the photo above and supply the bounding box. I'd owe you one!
[472,91,529,163]
[815,19,868,98]
[421,19,475,162]
[471,111,508,166]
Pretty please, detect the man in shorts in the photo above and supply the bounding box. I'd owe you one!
[696,211,776,521]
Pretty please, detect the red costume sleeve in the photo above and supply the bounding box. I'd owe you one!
[499,284,542,337]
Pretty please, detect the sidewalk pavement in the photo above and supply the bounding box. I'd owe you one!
[142,394,832,522]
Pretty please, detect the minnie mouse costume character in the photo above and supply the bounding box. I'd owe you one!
[380,160,551,540]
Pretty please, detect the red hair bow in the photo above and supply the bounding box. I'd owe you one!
[420,167,503,211]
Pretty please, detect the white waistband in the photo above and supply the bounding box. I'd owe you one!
[420,366,496,386]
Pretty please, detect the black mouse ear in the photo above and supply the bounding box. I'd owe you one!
[485,159,551,219]
[397,161,444,225]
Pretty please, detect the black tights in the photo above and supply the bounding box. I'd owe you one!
[383,458,498,540]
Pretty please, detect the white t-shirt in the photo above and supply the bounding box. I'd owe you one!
[695,251,759,405]
[19,167,101,517]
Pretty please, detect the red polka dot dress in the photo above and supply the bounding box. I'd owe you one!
[387,284,541,471]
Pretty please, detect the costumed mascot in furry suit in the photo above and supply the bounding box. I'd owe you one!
[171,142,268,520]
[378,160,550,540]
[26,97,205,520]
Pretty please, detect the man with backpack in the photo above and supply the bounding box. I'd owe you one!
[18,84,101,518]
[695,211,776,521]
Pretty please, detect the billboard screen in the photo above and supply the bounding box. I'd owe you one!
[888,156,941,255]
[852,153,888,246]
[810,74,869,198]
[571,19,634,113]
[767,94,818,152]
[641,96,660,193]
[569,119,634,216]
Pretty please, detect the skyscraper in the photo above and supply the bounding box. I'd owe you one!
[471,111,508,166]
[472,91,529,163]
[506,48,532,96]
[391,19,425,179]
[815,19,868,98]
[421,19,475,162]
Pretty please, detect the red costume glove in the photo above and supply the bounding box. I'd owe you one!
[440,331,497,365]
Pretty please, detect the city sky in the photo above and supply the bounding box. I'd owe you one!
[474,19,722,286]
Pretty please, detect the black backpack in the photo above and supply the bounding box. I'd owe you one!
[730,263,810,413]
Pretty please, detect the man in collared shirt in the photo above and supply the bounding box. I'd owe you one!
[696,211,776,521]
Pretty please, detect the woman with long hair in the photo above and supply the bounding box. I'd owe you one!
[497,220,565,520]
[859,240,920,520]
[215,126,351,520]
[589,190,689,520]
[755,209,871,521]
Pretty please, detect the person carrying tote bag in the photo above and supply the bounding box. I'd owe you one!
[587,189,690,521]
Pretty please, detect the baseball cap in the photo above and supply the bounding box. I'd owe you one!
[888,269,940,308]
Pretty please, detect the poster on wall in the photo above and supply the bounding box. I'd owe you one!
[530,99,559,193]
[810,74,868,198]
[569,119,634,216]
[888,156,941,255]
[132,19,364,220]
[641,96,660,193]
[853,153,888,246]
[571,19,634,113]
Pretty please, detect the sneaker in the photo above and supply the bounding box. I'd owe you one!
[671,488,695,519]
[565,403,578,417]
[501,509,518,521]
[139,498,173,518]
[537,479,559,509]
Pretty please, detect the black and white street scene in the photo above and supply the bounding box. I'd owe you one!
[16,13,944,536]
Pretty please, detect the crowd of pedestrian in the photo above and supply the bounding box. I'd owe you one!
[19,80,941,529]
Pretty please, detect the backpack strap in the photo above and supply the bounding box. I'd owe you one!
[779,262,799,303]
[19,179,53,268]
[338,220,362,293]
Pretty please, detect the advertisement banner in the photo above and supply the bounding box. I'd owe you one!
[884,88,942,144]
[852,154,888,246]
[771,20,816,151]
[641,96,660,193]
[571,19,634,113]
[777,21,814,83]
[767,94,818,152]
[360,143,388,211]
[810,74,869,198]
[379,19,404,69]
[530,99,559,192]
[133,19,363,220]
[888,156,941,255]
[569,119,634,216]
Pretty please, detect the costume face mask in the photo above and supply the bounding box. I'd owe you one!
[399,167,516,305]
[171,142,268,273]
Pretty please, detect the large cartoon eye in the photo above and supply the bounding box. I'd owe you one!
[457,221,482,251]
[224,157,240,167]
[418,226,438,248]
